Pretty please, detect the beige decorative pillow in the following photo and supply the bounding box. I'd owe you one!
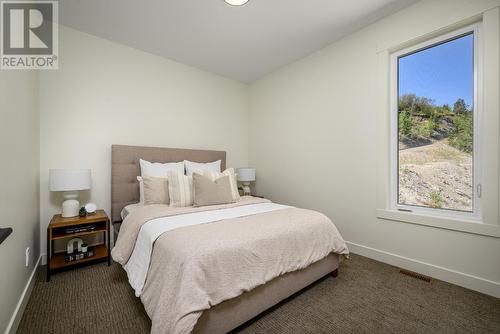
[142,176,169,205]
[201,168,240,201]
[193,173,236,207]
[167,171,193,207]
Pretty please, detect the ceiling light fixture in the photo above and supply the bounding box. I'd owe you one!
[224,0,249,6]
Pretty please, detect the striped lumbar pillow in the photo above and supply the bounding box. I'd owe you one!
[167,171,193,207]
[201,168,240,201]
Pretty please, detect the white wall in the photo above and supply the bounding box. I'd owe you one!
[249,0,500,297]
[39,26,250,258]
[0,70,40,332]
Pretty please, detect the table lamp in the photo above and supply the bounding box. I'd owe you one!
[49,169,91,217]
[237,168,256,196]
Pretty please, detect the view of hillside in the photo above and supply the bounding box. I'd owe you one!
[398,93,473,211]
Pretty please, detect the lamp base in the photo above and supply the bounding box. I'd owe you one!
[242,182,251,196]
[62,192,80,217]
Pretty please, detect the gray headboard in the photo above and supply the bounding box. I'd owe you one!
[111,145,226,223]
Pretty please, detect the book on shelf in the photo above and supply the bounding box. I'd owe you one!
[65,225,96,234]
[64,249,94,262]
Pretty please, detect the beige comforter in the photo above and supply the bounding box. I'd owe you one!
[112,196,348,334]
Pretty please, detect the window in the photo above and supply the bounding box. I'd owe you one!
[391,25,481,219]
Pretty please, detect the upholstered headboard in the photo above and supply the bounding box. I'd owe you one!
[111,145,226,223]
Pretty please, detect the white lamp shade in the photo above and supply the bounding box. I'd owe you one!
[49,169,92,191]
[237,168,256,182]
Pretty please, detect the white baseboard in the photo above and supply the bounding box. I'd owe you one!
[5,255,41,334]
[41,253,47,266]
[346,241,500,298]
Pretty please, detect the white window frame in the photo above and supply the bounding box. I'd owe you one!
[389,23,482,221]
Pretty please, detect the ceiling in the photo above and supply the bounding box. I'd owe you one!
[60,0,418,83]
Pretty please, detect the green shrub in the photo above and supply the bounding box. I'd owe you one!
[429,191,444,208]
[453,98,469,115]
[399,111,413,137]
[424,120,436,138]
[412,120,432,139]
[449,113,473,153]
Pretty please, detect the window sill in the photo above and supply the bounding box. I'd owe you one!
[376,209,500,238]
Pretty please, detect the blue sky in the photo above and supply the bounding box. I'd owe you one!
[399,33,473,108]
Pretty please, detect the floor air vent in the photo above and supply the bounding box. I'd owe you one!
[399,269,432,283]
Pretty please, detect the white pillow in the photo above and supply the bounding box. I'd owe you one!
[140,159,184,177]
[167,171,193,207]
[184,160,221,176]
[201,168,240,202]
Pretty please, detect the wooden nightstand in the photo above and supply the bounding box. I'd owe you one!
[46,210,110,282]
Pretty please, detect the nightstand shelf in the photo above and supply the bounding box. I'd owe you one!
[51,227,108,240]
[46,210,110,282]
[50,244,108,270]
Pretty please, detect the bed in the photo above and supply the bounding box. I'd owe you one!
[111,145,348,334]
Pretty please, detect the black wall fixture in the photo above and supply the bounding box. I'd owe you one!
[0,228,13,245]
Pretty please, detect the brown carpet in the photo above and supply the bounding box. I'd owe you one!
[17,254,500,334]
